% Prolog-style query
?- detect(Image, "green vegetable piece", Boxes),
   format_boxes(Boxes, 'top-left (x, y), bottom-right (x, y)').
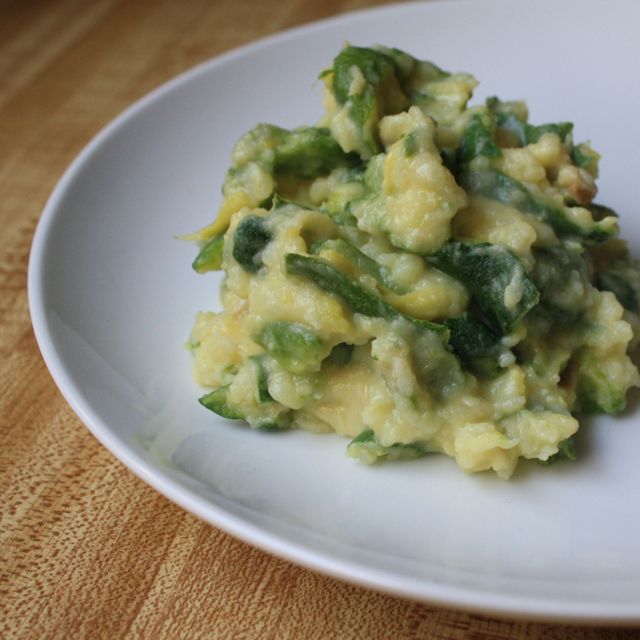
top-left (487, 97), bottom-right (605, 185)
top-left (487, 97), bottom-right (573, 146)
top-left (330, 46), bottom-right (408, 157)
top-left (427, 241), bottom-right (539, 335)
top-left (198, 386), bottom-right (243, 420)
top-left (456, 112), bottom-right (501, 165)
top-left (530, 246), bottom-right (590, 325)
top-left (249, 355), bottom-right (272, 402)
top-left (556, 436), bottom-right (577, 460)
top-left (347, 428), bottom-right (426, 463)
top-left (272, 126), bottom-right (360, 179)
top-left (192, 235), bottom-right (224, 273)
top-left (254, 411), bottom-right (293, 432)
top-left (232, 215), bottom-right (272, 272)
top-left (384, 48), bottom-right (449, 100)
top-left (492, 110), bottom-right (527, 146)
top-left (574, 352), bottom-right (627, 415)
top-left (313, 238), bottom-right (403, 293)
top-left (596, 271), bottom-right (638, 312)
top-left (409, 329), bottom-right (465, 398)
top-left (358, 152), bottom-right (385, 197)
top-left (444, 312), bottom-right (508, 378)
top-left (403, 131), bottom-right (419, 157)
top-left (526, 121), bottom-right (573, 144)
top-left (256, 421), bottom-right (289, 432)
top-left (287, 253), bottom-right (393, 318)
top-left (256, 321), bottom-right (325, 374)
top-left (590, 243), bottom-right (640, 312)
top-left (318, 165), bottom-right (365, 224)
top-left (332, 47), bottom-right (394, 104)
top-left (539, 436), bottom-right (577, 465)
top-left (286, 255), bottom-right (458, 395)
top-left (459, 168), bottom-right (616, 242)
top-left (571, 143), bottom-right (599, 173)
top-left (285, 253), bottom-right (446, 335)
top-left (199, 380), bottom-right (291, 431)
top-left (230, 124), bottom-right (358, 181)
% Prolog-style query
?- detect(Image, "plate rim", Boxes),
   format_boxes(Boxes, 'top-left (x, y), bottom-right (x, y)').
top-left (27, 0), bottom-right (640, 624)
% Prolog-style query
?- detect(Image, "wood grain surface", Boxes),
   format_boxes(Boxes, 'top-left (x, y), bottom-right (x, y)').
top-left (1, 1), bottom-right (638, 638)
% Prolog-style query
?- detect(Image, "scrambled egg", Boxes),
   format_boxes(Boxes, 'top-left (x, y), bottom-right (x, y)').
top-left (188, 45), bottom-right (639, 478)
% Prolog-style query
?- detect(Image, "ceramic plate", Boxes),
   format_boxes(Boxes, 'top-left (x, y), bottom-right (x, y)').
top-left (29, 0), bottom-right (640, 622)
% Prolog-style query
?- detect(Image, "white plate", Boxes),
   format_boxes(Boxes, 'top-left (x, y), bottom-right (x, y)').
top-left (29, 0), bottom-right (640, 623)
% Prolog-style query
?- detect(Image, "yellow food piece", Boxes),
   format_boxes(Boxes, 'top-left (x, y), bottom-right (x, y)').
top-left (453, 196), bottom-right (538, 262)
top-left (373, 107), bottom-right (468, 253)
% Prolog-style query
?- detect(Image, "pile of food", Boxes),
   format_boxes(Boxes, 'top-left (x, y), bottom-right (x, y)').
top-left (187, 45), bottom-right (639, 478)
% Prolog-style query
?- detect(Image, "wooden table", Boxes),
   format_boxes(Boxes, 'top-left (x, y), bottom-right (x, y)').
top-left (1, 1), bottom-right (637, 637)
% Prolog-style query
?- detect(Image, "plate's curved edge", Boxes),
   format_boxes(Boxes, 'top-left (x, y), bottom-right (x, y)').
top-left (26, 0), bottom-right (640, 625)
top-left (27, 0), bottom-right (445, 311)
top-left (154, 475), bottom-right (640, 626)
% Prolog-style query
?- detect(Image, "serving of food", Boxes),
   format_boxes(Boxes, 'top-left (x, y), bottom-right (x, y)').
top-left (187, 45), bottom-right (639, 479)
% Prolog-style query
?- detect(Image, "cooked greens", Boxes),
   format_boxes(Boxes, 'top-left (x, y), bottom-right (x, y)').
top-left (188, 45), bottom-right (639, 479)
top-left (426, 241), bottom-right (539, 335)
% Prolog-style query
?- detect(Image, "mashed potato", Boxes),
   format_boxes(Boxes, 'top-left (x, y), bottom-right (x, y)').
top-left (188, 45), bottom-right (639, 478)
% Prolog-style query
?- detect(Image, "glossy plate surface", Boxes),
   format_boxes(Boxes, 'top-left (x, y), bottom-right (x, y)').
top-left (29, 0), bottom-right (640, 622)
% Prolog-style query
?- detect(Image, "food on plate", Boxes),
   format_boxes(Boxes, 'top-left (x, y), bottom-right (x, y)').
top-left (187, 45), bottom-right (640, 478)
